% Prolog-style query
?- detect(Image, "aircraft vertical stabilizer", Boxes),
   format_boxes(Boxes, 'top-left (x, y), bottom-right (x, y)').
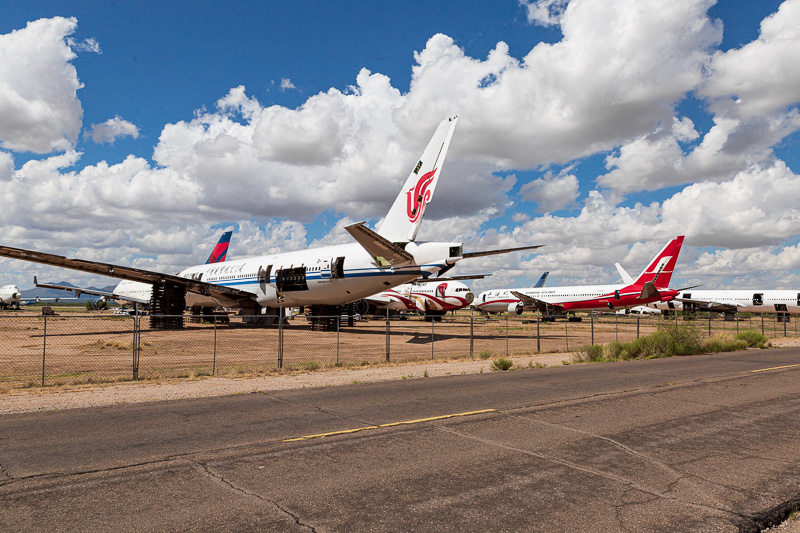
top-left (206, 231), bottom-right (233, 264)
top-left (632, 236), bottom-right (685, 287)
top-left (377, 117), bottom-right (458, 243)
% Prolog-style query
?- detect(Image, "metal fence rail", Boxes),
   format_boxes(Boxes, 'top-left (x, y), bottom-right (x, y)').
top-left (0, 311), bottom-right (790, 391)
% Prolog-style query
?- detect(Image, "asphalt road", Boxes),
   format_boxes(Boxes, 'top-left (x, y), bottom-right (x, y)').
top-left (1, 348), bottom-right (799, 532)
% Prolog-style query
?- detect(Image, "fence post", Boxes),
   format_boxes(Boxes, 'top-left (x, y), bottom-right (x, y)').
top-left (41, 315), bottom-right (47, 387)
top-left (470, 307), bottom-right (474, 360)
top-left (615, 314), bottom-right (618, 342)
top-left (636, 314), bottom-right (640, 339)
top-left (536, 313), bottom-right (540, 353)
top-left (337, 316), bottom-right (341, 366)
top-left (708, 311), bottom-right (711, 337)
top-left (385, 308), bottom-right (390, 363)
top-left (761, 313), bottom-right (764, 336)
top-left (278, 307), bottom-right (283, 369)
top-left (132, 313), bottom-right (140, 381)
top-left (505, 314), bottom-right (509, 357)
top-left (212, 315), bottom-right (217, 375)
top-left (564, 317), bottom-right (568, 351)
top-left (431, 317), bottom-right (435, 360)
top-left (736, 311), bottom-right (739, 334)
top-left (591, 311), bottom-right (594, 345)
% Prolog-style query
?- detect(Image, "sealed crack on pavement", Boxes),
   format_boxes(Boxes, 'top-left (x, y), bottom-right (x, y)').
top-left (194, 460), bottom-right (318, 532)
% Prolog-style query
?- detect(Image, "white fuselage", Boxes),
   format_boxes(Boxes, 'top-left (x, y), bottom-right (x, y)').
top-left (113, 280), bottom-right (154, 304)
top-left (368, 280), bottom-right (474, 312)
top-left (0, 284), bottom-right (21, 308)
top-left (647, 290), bottom-right (800, 314)
top-left (177, 241), bottom-right (460, 309)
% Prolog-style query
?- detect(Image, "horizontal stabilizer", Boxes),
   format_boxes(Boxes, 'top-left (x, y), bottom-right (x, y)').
top-left (639, 282), bottom-right (660, 301)
top-left (462, 244), bottom-right (543, 259)
top-left (345, 221), bottom-right (414, 267)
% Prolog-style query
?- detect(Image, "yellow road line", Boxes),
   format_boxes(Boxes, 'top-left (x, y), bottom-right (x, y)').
top-left (283, 426), bottom-right (379, 442)
top-left (378, 409), bottom-right (497, 428)
top-left (283, 409), bottom-right (497, 442)
top-left (751, 363), bottom-right (800, 373)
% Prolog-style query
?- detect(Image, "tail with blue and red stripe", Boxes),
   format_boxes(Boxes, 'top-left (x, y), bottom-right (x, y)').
top-left (206, 231), bottom-right (233, 264)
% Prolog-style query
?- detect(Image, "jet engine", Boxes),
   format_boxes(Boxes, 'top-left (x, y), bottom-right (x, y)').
top-left (508, 302), bottom-right (523, 315)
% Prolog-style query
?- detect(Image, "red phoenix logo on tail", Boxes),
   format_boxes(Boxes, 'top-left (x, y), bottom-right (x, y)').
top-left (406, 168), bottom-right (437, 223)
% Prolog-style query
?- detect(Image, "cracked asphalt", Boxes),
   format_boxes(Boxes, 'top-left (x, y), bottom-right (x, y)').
top-left (1, 348), bottom-right (799, 532)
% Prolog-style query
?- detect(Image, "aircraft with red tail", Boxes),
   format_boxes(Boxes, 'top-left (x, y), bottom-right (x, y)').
top-left (474, 236), bottom-right (685, 318)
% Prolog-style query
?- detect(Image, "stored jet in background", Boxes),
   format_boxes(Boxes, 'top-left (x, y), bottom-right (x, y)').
top-left (0, 284), bottom-right (21, 310)
top-left (646, 290), bottom-right (800, 318)
top-left (358, 279), bottom-right (476, 318)
top-left (0, 118), bottom-right (541, 328)
top-left (474, 236), bottom-right (685, 319)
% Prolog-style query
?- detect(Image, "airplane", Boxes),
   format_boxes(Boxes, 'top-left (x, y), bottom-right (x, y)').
top-left (473, 236), bottom-right (685, 320)
top-left (0, 117), bottom-right (542, 328)
top-left (645, 289), bottom-right (800, 318)
top-left (0, 284), bottom-right (21, 310)
top-left (33, 231), bottom-right (234, 311)
top-left (357, 279), bottom-right (476, 319)
top-left (533, 271), bottom-right (549, 288)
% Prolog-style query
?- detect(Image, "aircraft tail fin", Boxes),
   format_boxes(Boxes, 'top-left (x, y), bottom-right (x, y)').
top-left (534, 271), bottom-right (549, 288)
top-left (206, 231), bottom-right (233, 264)
top-left (632, 236), bottom-right (685, 288)
top-left (376, 117), bottom-right (458, 243)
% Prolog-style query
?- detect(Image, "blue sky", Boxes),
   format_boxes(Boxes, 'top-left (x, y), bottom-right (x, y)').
top-left (1, 0), bottom-right (800, 293)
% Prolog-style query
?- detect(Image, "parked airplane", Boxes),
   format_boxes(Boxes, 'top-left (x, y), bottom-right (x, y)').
top-left (0, 118), bottom-right (541, 328)
top-left (33, 231), bottom-right (234, 311)
top-left (357, 279), bottom-right (475, 318)
top-left (0, 284), bottom-right (21, 310)
top-left (645, 290), bottom-right (800, 317)
top-left (474, 236), bottom-right (685, 319)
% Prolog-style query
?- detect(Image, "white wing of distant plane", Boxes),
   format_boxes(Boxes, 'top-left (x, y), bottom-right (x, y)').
top-left (34, 277), bottom-right (150, 305)
top-left (510, 291), bottom-right (561, 313)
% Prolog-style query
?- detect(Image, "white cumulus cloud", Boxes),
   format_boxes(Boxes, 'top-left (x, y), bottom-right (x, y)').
top-left (86, 116), bottom-right (140, 144)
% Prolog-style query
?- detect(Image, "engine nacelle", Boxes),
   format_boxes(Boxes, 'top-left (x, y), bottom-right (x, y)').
top-left (508, 302), bottom-right (523, 315)
top-left (255, 285), bottom-right (282, 307)
top-left (91, 297), bottom-right (108, 310)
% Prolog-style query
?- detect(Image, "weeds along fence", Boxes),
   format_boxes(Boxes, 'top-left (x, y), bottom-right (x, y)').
top-left (0, 311), bottom-right (792, 391)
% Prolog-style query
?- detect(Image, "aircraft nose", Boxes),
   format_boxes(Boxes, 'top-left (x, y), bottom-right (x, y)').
top-left (465, 292), bottom-right (474, 304)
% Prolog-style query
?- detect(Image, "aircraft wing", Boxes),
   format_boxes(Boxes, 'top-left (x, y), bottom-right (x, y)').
top-left (510, 290), bottom-right (563, 313)
top-left (0, 245), bottom-right (254, 304)
top-left (34, 277), bottom-right (150, 305)
top-left (417, 273), bottom-right (489, 282)
top-left (344, 222), bottom-right (414, 267)
top-left (675, 297), bottom-right (741, 313)
top-left (461, 244), bottom-right (543, 259)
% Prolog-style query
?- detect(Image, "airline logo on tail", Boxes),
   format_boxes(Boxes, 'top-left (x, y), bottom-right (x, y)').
top-left (206, 231), bottom-right (233, 264)
top-left (406, 168), bottom-right (437, 223)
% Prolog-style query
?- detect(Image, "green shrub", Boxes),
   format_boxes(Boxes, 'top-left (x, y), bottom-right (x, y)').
top-left (735, 330), bottom-right (769, 348)
top-left (479, 349), bottom-right (493, 360)
top-left (573, 344), bottom-right (604, 363)
top-left (490, 357), bottom-right (514, 371)
top-left (299, 361), bottom-right (321, 371)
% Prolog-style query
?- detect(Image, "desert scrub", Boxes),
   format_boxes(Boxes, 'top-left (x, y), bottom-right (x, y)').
top-left (479, 350), bottom-right (493, 360)
top-left (734, 330), bottom-right (769, 348)
top-left (490, 357), bottom-right (514, 371)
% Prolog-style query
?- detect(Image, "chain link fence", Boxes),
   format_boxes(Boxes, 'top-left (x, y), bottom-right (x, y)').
top-left (0, 310), bottom-right (791, 391)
